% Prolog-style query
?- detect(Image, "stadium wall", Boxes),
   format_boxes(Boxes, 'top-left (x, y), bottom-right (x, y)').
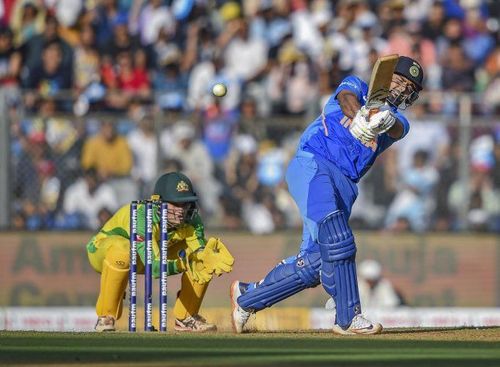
top-left (1, 231), bottom-right (499, 308)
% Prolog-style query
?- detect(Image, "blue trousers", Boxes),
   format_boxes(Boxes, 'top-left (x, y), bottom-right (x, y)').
top-left (286, 150), bottom-right (358, 252)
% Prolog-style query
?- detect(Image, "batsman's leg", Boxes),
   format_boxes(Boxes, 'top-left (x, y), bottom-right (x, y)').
top-left (232, 252), bottom-right (321, 333)
top-left (237, 252), bottom-right (321, 311)
top-left (318, 211), bottom-right (382, 334)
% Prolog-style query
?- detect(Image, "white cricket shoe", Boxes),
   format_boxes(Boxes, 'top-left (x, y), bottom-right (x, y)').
top-left (332, 314), bottom-right (383, 335)
top-left (95, 316), bottom-right (115, 332)
top-left (230, 281), bottom-right (252, 333)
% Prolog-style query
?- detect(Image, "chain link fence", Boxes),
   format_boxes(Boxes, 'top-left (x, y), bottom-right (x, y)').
top-left (1, 88), bottom-right (499, 232)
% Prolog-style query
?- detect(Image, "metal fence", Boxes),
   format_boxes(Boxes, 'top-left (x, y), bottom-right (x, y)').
top-left (0, 88), bottom-right (498, 232)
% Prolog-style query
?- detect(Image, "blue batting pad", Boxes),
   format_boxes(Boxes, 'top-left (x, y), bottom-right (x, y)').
top-left (238, 252), bottom-right (321, 312)
top-left (318, 210), bottom-right (361, 328)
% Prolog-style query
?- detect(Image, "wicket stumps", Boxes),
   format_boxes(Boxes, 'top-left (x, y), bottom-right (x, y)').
top-left (129, 200), bottom-right (168, 332)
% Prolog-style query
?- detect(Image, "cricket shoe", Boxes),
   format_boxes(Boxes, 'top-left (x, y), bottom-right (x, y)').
top-left (174, 314), bottom-right (217, 332)
top-left (230, 281), bottom-right (252, 333)
top-left (95, 316), bottom-right (116, 332)
top-left (332, 314), bottom-right (383, 335)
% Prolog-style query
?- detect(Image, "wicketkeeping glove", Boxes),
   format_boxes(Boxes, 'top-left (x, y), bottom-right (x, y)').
top-left (198, 238), bottom-right (234, 276)
top-left (177, 250), bottom-right (213, 284)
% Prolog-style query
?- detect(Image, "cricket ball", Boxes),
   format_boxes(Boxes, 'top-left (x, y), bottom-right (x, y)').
top-left (212, 83), bottom-right (227, 97)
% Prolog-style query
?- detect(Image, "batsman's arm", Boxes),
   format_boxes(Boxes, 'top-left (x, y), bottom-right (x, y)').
top-left (386, 120), bottom-right (404, 139)
top-left (386, 111), bottom-right (410, 140)
top-left (334, 76), bottom-right (366, 119)
top-left (337, 90), bottom-right (361, 119)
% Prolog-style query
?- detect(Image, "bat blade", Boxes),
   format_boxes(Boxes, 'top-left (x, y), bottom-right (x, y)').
top-left (366, 54), bottom-right (399, 109)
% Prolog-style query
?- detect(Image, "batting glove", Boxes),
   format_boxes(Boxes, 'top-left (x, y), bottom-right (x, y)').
top-left (367, 105), bottom-right (397, 134)
top-left (350, 108), bottom-right (378, 144)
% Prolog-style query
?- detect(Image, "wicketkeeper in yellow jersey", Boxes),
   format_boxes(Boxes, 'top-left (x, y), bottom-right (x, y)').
top-left (86, 172), bottom-right (235, 332)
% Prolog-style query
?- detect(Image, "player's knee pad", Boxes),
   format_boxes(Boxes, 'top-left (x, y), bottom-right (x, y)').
top-left (105, 247), bottom-right (130, 270)
top-left (317, 211), bottom-right (361, 329)
top-left (238, 252), bottom-right (321, 312)
top-left (317, 211), bottom-right (356, 262)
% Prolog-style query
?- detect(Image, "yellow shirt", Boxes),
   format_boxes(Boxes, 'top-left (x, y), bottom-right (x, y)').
top-left (81, 135), bottom-right (133, 177)
top-left (87, 203), bottom-right (206, 277)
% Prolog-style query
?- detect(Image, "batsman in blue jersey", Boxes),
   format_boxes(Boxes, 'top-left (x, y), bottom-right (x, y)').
top-left (231, 56), bottom-right (424, 335)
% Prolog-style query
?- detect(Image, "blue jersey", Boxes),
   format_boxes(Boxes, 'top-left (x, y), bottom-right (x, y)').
top-left (297, 75), bottom-right (410, 182)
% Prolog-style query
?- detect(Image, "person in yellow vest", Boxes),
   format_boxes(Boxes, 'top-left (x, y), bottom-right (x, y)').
top-left (86, 172), bottom-right (234, 332)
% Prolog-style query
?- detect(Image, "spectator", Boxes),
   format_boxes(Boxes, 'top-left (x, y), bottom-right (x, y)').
top-left (267, 40), bottom-right (317, 114)
top-left (0, 26), bottom-right (21, 87)
top-left (448, 135), bottom-right (500, 231)
top-left (21, 14), bottom-right (73, 75)
top-left (482, 45), bottom-right (500, 114)
top-left (325, 259), bottom-right (403, 313)
top-left (168, 120), bottom-right (221, 215)
top-left (249, 0), bottom-right (292, 52)
top-left (385, 150), bottom-right (439, 232)
top-left (187, 51), bottom-right (241, 111)
top-left (153, 49), bottom-right (188, 111)
top-left (241, 189), bottom-right (276, 234)
top-left (23, 41), bottom-right (72, 107)
top-left (420, 0), bottom-right (447, 41)
top-left (441, 42), bottom-right (475, 92)
top-left (222, 18), bottom-right (268, 84)
top-left (395, 103), bottom-right (450, 174)
top-left (81, 120), bottom-right (135, 205)
top-left (357, 259), bottom-right (403, 308)
top-left (36, 159), bottom-right (61, 226)
top-left (100, 16), bottom-right (141, 62)
top-left (102, 50), bottom-right (151, 109)
top-left (225, 134), bottom-right (259, 204)
top-left (136, 0), bottom-right (174, 46)
top-left (14, 131), bottom-right (51, 204)
top-left (63, 168), bottom-right (118, 229)
top-left (73, 25), bottom-right (100, 94)
top-left (200, 99), bottom-right (238, 166)
top-left (93, 0), bottom-right (129, 50)
top-left (9, 0), bottom-right (45, 46)
top-left (127, 114), bottom-right (158, 197)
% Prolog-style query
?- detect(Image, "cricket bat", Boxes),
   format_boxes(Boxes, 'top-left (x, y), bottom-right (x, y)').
top-left (366, 54), bottom-right (399, 110)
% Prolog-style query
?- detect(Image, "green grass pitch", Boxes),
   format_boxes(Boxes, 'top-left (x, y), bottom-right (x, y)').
top-left (1, 328), bottom-right (500, 366)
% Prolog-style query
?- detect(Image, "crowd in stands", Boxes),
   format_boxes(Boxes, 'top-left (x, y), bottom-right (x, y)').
top-left (2, 0), bottom-right (499, 232)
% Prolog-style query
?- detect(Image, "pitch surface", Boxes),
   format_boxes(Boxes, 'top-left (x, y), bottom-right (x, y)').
top-left (1, 328), bottom-right (499, 366)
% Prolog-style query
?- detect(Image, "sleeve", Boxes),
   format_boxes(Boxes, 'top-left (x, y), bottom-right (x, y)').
top-left (333, 75), bottom-right (367, 102)
top-left (187, 212), bottom-right (207, 248)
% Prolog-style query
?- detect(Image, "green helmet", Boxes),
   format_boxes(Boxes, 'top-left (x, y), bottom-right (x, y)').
top-left (153, 172), bottom-right (198, 203)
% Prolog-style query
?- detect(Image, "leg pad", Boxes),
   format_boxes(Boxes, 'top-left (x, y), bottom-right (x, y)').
top-left (238, 252), bottom-right (321, 312)
top-left (317, 211), bottom-right (361, 328)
